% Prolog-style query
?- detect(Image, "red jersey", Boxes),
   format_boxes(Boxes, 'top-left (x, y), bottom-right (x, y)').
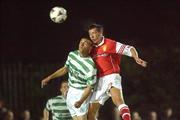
top-left (91, 37), bottom-right (132, 77)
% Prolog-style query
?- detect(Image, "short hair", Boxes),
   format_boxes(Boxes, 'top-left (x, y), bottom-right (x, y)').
top-left (59, 79), bottom-right (68, 88)
top-left (87, 23), bottom-right (103, 32)
top-left (81, 38), bottom-right (93, 46)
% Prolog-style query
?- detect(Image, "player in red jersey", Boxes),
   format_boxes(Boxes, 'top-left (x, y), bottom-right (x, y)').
top-left (87, 23), bottom-right (147, 120)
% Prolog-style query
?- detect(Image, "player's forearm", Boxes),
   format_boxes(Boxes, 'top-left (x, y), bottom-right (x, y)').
top-left (79, 86), bottom-right (92, 103)
top-left (47, 66), bottom-right (68, 80)
top-left (43, 109), bottom-right (49, 120)
top-left (130, 47), bottom-right (139, 60)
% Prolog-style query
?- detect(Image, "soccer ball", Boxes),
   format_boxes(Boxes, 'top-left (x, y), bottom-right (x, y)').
top-left (49, 6), bottom-right (67, 23)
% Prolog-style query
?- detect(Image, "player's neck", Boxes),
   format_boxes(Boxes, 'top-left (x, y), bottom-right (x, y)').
top-left (62, 93), bottom-right (66, 99)
top-left (79, 52), bottom-right (88, 57)
top-left (96, 36), bottom-right (104, 45)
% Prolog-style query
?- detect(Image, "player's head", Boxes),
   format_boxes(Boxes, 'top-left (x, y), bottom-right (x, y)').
top-left (21, 110), bottom-right (31, 120)
top-left (79, 38), bottom-right (93, 57)
top-left (149, 111), bottom-right (157, 120)
top-left (60, 80), bottom-right (68, 97)
top-left (4, 110), bottom-right (14, 120)
top-left (165, 107), bottom-right (173, 117)
top-left (88, 23), bottom-right (104, 45)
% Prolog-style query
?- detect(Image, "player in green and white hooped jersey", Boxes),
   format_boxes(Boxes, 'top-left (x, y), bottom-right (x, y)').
top-left (41, 38), bottom-right (97, 120)
top-left (43, 80), bottom-right (72, 120)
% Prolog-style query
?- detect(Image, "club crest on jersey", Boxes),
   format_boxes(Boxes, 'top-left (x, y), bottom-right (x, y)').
top-left (102, 45), bottom-right (107, 51)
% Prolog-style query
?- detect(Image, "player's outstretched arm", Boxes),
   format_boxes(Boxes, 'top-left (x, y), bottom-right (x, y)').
top-left (41, 66), bottom-right (68, 88)
top-left (74, 86), bottom-right (92, 108)
top-left (130, 47), bottom-right (147, 67)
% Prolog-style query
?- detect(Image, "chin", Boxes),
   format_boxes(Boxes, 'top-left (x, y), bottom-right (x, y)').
top-left (93, 40), bottom-right (98, 44)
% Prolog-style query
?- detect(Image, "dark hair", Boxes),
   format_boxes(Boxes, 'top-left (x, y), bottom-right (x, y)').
top-left (87, 23), bottom-right (103, 32)
top-left (60, 79), bottom-right (68, 87)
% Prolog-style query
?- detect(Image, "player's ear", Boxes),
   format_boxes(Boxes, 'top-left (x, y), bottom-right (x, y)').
top-left (100, 29), bottom-right (103, 35)
top-left (100, 29), bottom-right (104, 35)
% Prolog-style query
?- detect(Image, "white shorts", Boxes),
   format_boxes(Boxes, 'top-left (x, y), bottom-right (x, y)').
top-left (66, 87), bottom-right (90, 117)
top-left (90, 73), bottom-right (122, 105)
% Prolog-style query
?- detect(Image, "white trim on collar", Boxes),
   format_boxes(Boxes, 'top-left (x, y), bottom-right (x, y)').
top-left (95, 36), bottom-right (105, 47)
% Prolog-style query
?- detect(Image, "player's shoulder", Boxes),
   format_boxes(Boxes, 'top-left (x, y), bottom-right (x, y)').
top-left (51, 95), bottom-right (63, 100)
top-left (104, 38), bottom-right (117, 46)
top-left (85, 57), bottom-right (96, 69)
top-left (68, 50), bottom-right (78, 56)
top-left (47, 95), bottom-right (63, 105)
top-left (86, 56), bottom-right (95, 63)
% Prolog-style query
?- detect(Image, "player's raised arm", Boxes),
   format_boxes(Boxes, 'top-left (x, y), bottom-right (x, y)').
top-left (130, 47), bottom-right (147, 67)
top-left (41, 66), bottom-right (68, 88)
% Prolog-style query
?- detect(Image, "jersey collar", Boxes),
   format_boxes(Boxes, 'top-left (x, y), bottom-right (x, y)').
top-left (95, 36), bottom-right (105, 47)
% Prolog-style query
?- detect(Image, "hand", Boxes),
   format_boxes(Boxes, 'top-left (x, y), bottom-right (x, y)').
top-left (135, 58), bottom-right (147, 67)
top-left (41, 77), bottom-right (50, 88)
top-left (74, 100), bottom-right (83, 108)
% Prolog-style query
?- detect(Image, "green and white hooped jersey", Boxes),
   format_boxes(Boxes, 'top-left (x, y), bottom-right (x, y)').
top-left (65, 50), bottom-right (97, 89)
top-left (46, 95), bottom-right (72, 120)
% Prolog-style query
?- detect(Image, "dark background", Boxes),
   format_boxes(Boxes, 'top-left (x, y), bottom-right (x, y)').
top-left (1, 0), bottom-right (180, 119)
